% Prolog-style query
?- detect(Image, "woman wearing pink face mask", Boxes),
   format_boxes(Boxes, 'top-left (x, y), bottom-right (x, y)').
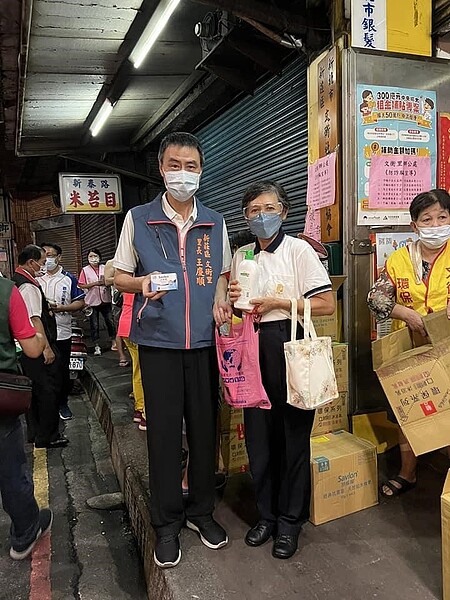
top-left (78, 248), bottom-right (116, 356)
top-left (368, 188), bottom-right (450, 498)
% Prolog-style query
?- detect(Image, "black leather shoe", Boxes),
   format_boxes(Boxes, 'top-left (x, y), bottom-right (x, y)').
top-left (245, 520), bottom-right (275, 547)
top-left (35, 436), bottom-right (69, 449)
top-left (272, 533), bottom-right (298, 559)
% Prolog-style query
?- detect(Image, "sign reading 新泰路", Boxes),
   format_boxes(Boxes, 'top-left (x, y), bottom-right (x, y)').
top-left (59, 174), bottom-right (122, 214)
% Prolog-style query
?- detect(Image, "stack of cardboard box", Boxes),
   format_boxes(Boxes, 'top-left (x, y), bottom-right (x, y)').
top-left (309, 310), bottom-right (379, 525)
top-left (311, 343), bottom-right (349, 436)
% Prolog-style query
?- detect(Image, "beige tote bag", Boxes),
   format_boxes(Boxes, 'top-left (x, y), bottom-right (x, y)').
top-left (284, 297), bottom-right (339, 410)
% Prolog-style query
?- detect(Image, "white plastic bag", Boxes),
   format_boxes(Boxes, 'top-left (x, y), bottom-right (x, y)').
top-left (284, 297), bottom-right (339, 410)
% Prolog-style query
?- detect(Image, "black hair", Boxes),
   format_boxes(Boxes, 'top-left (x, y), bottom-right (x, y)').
top-left (231, 230), bottom-right (255, 251)
top-left (424, 98), bottom-right (434, 109)
top-left (41, 242), bottom-right (62, 255)
top-left (409, 188), bottom-right (450, 221)
top-left (242, 180), bottom-right (291, 211)
top-left (18, 244), bottom-right (45, 266)
top-left (362, 89), bottom-right (373, 99)
top-left (158, 132), bottom-right (204, 167)
top-left (87, 248), bottom-right (102, 260)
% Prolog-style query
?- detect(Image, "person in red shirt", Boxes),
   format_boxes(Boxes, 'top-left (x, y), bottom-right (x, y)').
top-left (0, 277), bottom-right (53, 560)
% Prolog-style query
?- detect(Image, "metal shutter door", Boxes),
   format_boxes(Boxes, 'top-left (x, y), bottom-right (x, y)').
top-left (196, 57), bottom-right (308, 236)
top-left (78, 214), bottom-right (117, 266)
top-left (36, 222), bottom-right (80, 276)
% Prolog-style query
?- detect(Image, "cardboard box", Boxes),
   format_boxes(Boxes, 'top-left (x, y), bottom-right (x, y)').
top-left (442, 470), bottom-right (450, 600)
top-left (310, 431), bottom-right (378, 525)
top-left (311, 392), bottom-right (349, 436)
top-left (219, 404), bottom-right (249, 474)
top-left (372, 310), bottom-right (450, 456)
top-left (332, 343), bottom-right (349, 393)
top-left (312, 276), bottom-right (346, 342)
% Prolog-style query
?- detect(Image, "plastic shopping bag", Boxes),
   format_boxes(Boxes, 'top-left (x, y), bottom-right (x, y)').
top-left (284, 297), bottom-right (339, 410)
top-left (215, 313), bottom-right (271, 409)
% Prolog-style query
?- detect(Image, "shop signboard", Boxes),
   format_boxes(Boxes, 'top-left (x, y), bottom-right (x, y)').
top-left (350, 0), bottom-right (431, 57)
top-left (356, 84), bottom-right (437, 225)
top-left (59, 173), bottom-right (122, 215)
top-left (0, 222), bottom-right (12, 239)
top-left (317, 46), bottom-right (340, 242)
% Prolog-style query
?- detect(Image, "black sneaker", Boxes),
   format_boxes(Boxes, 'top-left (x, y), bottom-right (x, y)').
top-left (10, 508), bottom-right (53, 560)
top-left (186, 517), bottom-right (228, 549)
top-left (153, 535), bottom-right (181, 568)
top-left (59, 405), bottom-right (73, 420)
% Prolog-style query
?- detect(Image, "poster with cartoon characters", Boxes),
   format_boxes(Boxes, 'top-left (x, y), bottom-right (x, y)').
top-left (357, 84), bottom-right (437, 225)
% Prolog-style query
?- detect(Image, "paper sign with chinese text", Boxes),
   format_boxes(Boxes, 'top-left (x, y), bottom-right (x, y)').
top-left (368, 155), bottom-right (431, 209)
top-left (317, 46), bottom-right (340, 242)
top-left (438, 113), bottom-right (450, 195)
top-left (304, 208), bottom-right (321, 242)
top-left (59, 174), bottom-right (122, 214)
top-left (307, 152), bottom-right (336, 210)
top-left (357, 84), bottom-right (436, 225)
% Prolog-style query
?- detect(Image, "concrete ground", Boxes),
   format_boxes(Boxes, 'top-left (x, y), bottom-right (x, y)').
top-left (0, 392), bottom-right (147, 600)
top-left (83, 349), bottom-right (447, 600)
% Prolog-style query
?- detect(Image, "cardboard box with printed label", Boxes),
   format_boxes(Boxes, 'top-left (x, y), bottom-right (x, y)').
top-left (311, 392), bottom-right (349, 436)
top-left (310, 430), bottom-right (378, 526)
top-left (372, 310), bottom-right (450, 456)
top-left (442, 469), bottom-right (450, 600)
top-left (312, 276), bottom-right (346, 342)
top-left (219, 404), bottom-right (249, 475)
top-left (332, 343), bottom-right (349, 393)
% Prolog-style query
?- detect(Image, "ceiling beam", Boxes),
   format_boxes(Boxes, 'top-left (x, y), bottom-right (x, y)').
top-left (59, 154), bottom-right (161, 185)
top-left (191, 0), bottom-right (307, 34)
top-left (131, 70), bottom-right (206, 146)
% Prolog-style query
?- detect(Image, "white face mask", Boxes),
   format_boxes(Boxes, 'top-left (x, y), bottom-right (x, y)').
top-left (417, 225), bottom-right (450, 249)
top-left (46, 257), bottom-right (58, 271)
top-left (164, 170), bottom-right (201, 203)
top-left (32, 260), bottom-right (47, 277)
top-left (88, 257), bottom-right (100, 266)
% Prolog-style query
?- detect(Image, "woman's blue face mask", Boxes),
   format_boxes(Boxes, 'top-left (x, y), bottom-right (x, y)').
top-left (247, 213), bottom-right (283, 239)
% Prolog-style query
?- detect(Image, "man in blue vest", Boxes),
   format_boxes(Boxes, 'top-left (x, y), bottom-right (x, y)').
top-left (114, 132), bottom-right (231, 568)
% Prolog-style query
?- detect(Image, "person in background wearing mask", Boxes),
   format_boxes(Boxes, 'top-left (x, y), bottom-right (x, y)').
top-left (12, 245), bottom-right (68, 448)
top-left (39, 243), bottom-right (85, 420)
top-left (104, 259), bottom-right (129, 367)
top-left (368, 188), bottom-right (450, 498)
top-left (114, 132), bottom-right (231, 569)
top-left (216, 181), bottom-right (334, 560)
top-left (0, 275), bottom-right (53, 560)
top-left (78, 248), bottom-right (116, 356)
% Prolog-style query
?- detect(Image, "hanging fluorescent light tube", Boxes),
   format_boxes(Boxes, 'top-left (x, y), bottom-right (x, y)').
top-left (130, 0), bottom-right (181, 69)
top-left (90, 99), bottom-right (113, 137)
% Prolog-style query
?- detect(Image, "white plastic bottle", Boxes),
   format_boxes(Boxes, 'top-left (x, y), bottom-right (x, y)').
top-left (234, 250), bottom-right (260, 311)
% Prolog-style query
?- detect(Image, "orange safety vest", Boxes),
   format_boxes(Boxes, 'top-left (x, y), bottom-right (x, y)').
top-left (385, 242), bottom-right (450, 331)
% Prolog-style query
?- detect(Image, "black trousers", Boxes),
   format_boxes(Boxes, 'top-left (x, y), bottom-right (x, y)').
top-left (139, 345), bottom-right (218, 537)
top-left (20, 349), bottom-right (61, 445)
top-left (244, 320), bottom-right (315, 535)
top-left (55, 338), bottom-right (73, 409)
top-left (89, 303), bottom-right (115, 343)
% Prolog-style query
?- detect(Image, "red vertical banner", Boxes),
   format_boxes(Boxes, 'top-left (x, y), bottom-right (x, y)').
top-left (438, 113), bottom-right (450, 194)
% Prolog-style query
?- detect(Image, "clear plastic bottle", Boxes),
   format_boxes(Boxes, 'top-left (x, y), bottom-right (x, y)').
top-left (234, 250), bottom-right (260, 311)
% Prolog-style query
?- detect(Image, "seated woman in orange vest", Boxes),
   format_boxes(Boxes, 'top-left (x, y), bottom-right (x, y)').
top-left (368, 188), bottom-right (450, 498)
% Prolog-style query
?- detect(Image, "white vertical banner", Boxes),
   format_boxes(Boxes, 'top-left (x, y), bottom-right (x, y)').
top-left (351, 0), bottom-right (387, 51)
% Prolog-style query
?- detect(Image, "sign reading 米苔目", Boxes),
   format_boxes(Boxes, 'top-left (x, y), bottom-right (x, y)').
top-left (59, 173), bottom-right (122, 214)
